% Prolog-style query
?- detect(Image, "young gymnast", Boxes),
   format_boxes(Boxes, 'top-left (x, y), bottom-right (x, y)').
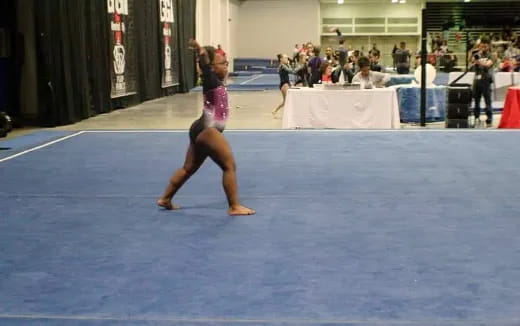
top-left (272, 54), bottom-right (293, 118)
top-left (157, 39), bottom-right (255, 216)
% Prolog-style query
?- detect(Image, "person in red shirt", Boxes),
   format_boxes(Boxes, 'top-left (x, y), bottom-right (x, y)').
top-left (320, 62), bottom-right (333, 83)
top-left (216, 44), bottom-right (226, 58)
top-left (499, 56), bottom-right (512, 72)
top-left (513, 56), bottom-right (520, 72)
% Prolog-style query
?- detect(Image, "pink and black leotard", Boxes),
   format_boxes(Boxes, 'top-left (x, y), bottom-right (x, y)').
top-left (189, 60), bottom-right (229, 143)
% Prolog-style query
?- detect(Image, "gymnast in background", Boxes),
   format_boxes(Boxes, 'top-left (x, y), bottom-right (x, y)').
top-left (272, 54), bottom-right (294, 117)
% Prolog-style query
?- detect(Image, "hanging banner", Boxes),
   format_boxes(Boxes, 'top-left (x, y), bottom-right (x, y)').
top-left (159, 0), bottom-right (179, 88)
top-left (108, 0), bottom-right (136, 98)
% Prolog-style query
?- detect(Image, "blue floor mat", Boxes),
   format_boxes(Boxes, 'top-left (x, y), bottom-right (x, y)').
top-left (1, 131), bottom-right (520, 326)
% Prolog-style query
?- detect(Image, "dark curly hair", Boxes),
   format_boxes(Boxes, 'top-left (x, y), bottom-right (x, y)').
top-left (480, 37), bottom-right (490, 45)
top-left (320, 61), bottom-right (331, 75)
top-left (357, 56), bottom-right (371, 69)
top-left (204, 46), bottom-right (216, 64)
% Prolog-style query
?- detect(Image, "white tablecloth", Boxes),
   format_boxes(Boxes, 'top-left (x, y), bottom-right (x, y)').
top-left (282, 88), bottom-right (400, 129)
top-left (448, 72), bottom-right (514, 89)
top-left (495, 72), bottom-right (514, 89)
top-left (448, 72), bottom-right (475, 85)
top-left (448, 72), bottom-right (514, 105)
top-left (514, 72), bottom-right (520, 86)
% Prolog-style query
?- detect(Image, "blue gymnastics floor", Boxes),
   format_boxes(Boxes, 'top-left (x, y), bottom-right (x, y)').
top-left (1, 130), bottom-right (520, 326)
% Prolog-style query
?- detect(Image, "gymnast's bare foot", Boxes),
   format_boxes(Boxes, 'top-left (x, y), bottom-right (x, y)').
top-left (228, 205), bottom-right (256, 216)
top-left (157, 198), bottom-right (180, 210)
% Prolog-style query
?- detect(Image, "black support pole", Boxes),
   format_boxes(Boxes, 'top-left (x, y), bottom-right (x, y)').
top-left (420, 8), bottom-right (427, 127)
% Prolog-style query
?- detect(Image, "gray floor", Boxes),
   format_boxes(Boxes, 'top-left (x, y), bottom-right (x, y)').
top-left (57, 91), bottom-right (284, 131)
top-left (5, 90), bottom-right (502, 140)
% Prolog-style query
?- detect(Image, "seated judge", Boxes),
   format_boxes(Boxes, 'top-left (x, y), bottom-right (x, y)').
top-left (352, 56), bottom-right (390, 88)
top-left (318, 61), bottom-right (338, 84)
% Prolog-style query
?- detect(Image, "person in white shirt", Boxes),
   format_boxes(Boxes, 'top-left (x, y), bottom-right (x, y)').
top-left (352, 57), bottom-right (390, 88)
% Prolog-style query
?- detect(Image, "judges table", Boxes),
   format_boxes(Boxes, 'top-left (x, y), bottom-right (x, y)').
top-left (282, 87), bottom-right (400, 129)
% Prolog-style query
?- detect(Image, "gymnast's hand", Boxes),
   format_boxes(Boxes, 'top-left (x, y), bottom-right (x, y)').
top-left (188, 39), bottom-right (200, 51)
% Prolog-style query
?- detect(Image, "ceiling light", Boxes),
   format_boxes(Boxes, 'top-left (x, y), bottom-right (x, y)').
top-left (337, 0), bottom-right (344, 4)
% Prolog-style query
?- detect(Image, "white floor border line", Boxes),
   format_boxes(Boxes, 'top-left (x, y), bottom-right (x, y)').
top-left (80, 129), bottom-right (520, 133)
top-left (0, 314), bottom-right (514, 325)
top-left (240, 74), bottom-right (265, 85)
top-left (0, 131), bottom-right (86, 163)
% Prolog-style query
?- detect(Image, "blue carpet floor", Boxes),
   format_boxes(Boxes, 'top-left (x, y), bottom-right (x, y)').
top-left (1, 130), bottom-right (520, 326)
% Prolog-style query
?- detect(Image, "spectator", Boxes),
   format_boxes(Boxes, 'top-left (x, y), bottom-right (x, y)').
top-left (336, 39), bottom-right (348, 67)
top-left (369, 43), bottom-right (379, 57)
top-left (294, 52), bottom-right (309, 87)
top-left (293, 44), bottom-right (300, 60)
top-left (369, 50), bottom-right (382, 72)
top-left (513, 56), bottom-right (520, 72)
top-left (440, 40), bottom-right (449, 53)
top-left (394, 41), bottom-right (411, 74)
top-left (392, 44), bottom-right (398, 69)
top-left (471, 37), bottom-right (496, 128)
top-left (216, 44), bottom-right (226, 58)
top-left (499, 55), bottom-right (513, 72)
top-left (308, 46), bottom-right (323, 86)
top-left (324, 46), bottom-right (335, 63)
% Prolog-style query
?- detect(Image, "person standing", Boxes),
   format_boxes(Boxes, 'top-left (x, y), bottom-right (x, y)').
top-left (394, 42), bottom-right (411, 74)
top-left (471, 37), bottom-right (496, 128)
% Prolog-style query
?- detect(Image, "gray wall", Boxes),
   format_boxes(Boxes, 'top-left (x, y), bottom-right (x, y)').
top-left (236, 0), bottom-right (320, 58)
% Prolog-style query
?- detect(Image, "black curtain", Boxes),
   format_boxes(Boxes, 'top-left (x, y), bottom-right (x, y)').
top-left (134, 0), bottom-right (162, 102)
top-left (176, 0), bottom-right (196, 93)
top-left (34, 0), bottom-right (111, 126)
top-left (0, 0), bottom-right (21, 119)
top-left (85, 1), bottom-right (112, 115)
top-left (32, 0), bottom-right (196, 127)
